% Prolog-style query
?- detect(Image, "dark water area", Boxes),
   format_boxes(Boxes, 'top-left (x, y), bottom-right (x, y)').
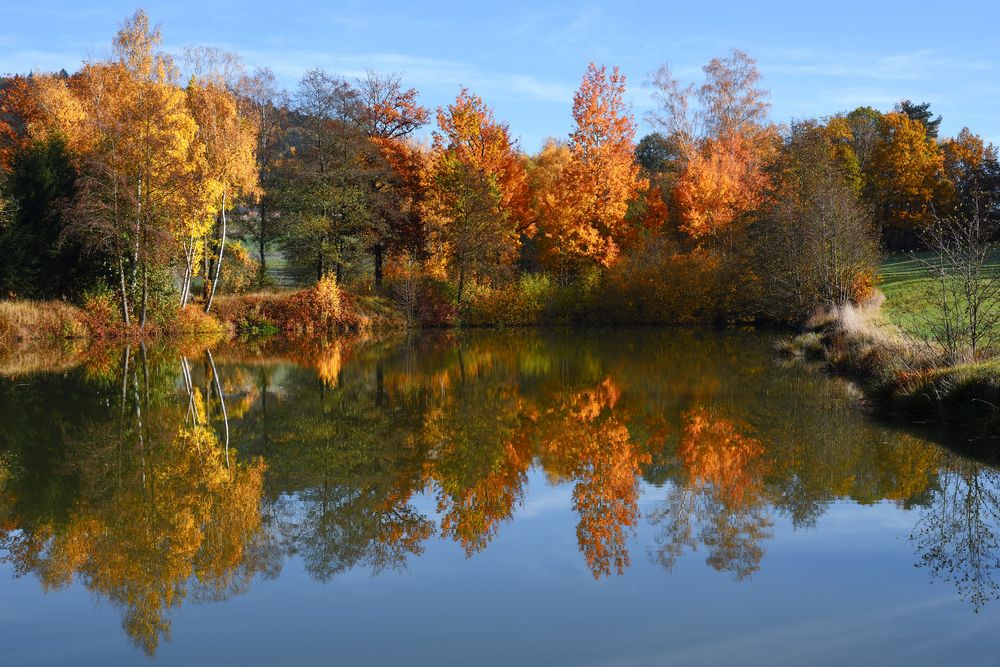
top-left (2, 328), bottom-right (1000, 665)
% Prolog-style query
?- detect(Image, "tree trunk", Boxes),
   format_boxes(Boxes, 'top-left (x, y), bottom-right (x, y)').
top-left (180, 236), bottom-right (195, 307)
top-left (457, 266), bottom-right (466, 311)
top-left (258, 203), bottom-right (268, 269)
top-left (204, 233), bottom-right (212, 301)
top-left (205, 190), bottom-right (227, 314)
top-left (118, 255), bottom-right (131, 326)
top-left (139, 262), bottom-right (148, 330)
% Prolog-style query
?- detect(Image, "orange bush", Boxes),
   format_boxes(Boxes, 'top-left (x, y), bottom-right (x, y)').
top-left (212, 276), bottom-right (357, 338)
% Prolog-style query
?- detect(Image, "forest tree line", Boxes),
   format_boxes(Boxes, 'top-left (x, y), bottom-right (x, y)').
top-left (1, 10), bottom-right (998, 329)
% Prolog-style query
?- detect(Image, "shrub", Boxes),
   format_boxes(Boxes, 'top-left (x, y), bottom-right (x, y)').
top-left (80, 283), bottom-right (123, 338)
top-left (594, 249), bottom-right (722, 324)
top-left (169, 305), bottom-right (228, 337)
top-left (775, 332), bottom-right (825, 359)
top-left (464, 274), bottom-right (561, 327)
top-left (408, 277), bottom-right (457, 327)
top-left (212, 276), bottom-right (355, 338)
top-left (286, 274), bottom-right (343, 336)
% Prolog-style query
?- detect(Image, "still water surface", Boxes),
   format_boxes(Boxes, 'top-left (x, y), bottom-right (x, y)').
top-left (2, 329), bottom-right (1000, 665)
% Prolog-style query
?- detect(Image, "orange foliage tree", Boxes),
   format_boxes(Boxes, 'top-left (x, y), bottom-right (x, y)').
top-left (649, 50), bottom-right (776, 244)
top-left (355, 71), bottom-right (429, 287)
top-left (431, 87), bottom-right (529, 233)
top-left (941, 127), bottom-right (999, 216)
top-left (674, 133), bottom-right (771, 241)
top-left (0, 75), bottom-right (41, 170)
top-left (423, 89), bottom-right (528, 302)
top-left (535, 64), bottom-right (646, 272)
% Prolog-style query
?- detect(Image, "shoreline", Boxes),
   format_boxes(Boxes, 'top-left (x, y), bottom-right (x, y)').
top-left (779, 301), bottom-right (1000, 434)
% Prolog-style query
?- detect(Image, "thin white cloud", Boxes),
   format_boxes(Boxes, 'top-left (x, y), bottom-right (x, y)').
top-left (234, 48), bottom-right (573, 104)
top-left (765, 47), bottom-right (995, 81)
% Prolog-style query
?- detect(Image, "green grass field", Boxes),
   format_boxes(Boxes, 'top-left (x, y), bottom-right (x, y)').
top-left (879, 253), bottom-right (940, 337)
top-left (879, 251), bottom-right (1000, 339)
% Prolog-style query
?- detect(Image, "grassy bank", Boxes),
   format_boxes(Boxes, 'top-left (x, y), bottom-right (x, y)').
top-left (0, 300), bottom-right (88, 349)
top-left (781, 298), bottom-right (1000, 430)
top-left (0, 276), bottom-right (404, 351)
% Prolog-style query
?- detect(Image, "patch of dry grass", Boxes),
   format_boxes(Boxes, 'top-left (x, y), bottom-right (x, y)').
top-left (0, 300), bottom-right (88, 349)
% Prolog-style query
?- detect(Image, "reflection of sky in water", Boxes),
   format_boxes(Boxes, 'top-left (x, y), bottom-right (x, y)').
top-left (2, 329), bottom-right (1000, 665)
top-left (6, 490), bottom-right (996, 666)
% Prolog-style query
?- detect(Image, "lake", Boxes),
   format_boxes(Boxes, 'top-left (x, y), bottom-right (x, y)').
top-left (1, 328), bottom-right (999, 665)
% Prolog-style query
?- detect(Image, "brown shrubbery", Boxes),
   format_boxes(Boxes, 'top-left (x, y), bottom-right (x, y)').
top-left (211, 275), bottom-right (362, 338)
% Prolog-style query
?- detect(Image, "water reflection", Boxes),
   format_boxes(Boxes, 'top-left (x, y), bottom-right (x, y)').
top-left (0, 329), bottom-right (998, 655)
top-left (0, 345), bottom-right (271, 654)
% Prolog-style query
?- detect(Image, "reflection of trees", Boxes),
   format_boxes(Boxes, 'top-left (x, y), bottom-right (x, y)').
top-left (4, 328), bottom-right (991, 656)
top-left (539, 379), bottom-right (651, 578)
top-left (249, 364), bottom-right (433, 580)
top-left (650, 408), bottom-right (772, 580)
top-left (911, 457), bottom-right (1000, 610)
top-left (0, 348), bottom-right (270, 655)
top-left (425, 389), bottom-right (533, 555)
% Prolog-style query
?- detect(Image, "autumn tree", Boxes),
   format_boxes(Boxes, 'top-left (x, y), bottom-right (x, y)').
top-left (62, 11), bottom-right (204, 326)
top-left (423, 155), bottom-right (509, 308)
top-left (941, 128), bottom-right (1000, 219)
top-left (535, 64), bottom-right (646, 273)
top-left (752, 121), bottom-right (879, 320)
top-left (355, 71), bottom-right (429, 288)
top-left (897, 99), bottom-right (942, 140)
top-left (184, 69), bottom-right (259, 311)
top-left (649, 49), bottom-right (771, 151)
top-left (424, 88), bottom-right (527, 300)
top-left (868, 111), bottom-right (949, 248)
top-left (674, 133), bottom-right (773, 242)
top-left (832, 107), bottom-right (883, 181)
top-left (431, 88), bottom-right (529, 235)
top-left (234, 67), bottom-right (289, 277)
top-left (649, 50), bottom-right (776, 243)
top-left (524, 139), bottom-right (570, 270)
top-left (0, 75), bottom-right (40, 171)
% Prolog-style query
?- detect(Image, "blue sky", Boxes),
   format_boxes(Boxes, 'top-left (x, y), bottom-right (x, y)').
top-left (3, 1), bottom-right (999, 151)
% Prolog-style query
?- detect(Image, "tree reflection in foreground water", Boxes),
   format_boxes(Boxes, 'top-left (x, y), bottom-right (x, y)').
top-left (911, 455), bottom-right (1000, 611)
top-left (1, 330), bottom-right (999, 654)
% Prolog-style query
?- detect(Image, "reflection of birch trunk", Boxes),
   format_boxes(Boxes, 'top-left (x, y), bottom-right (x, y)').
top-left (181, 357), bottom-right (200, 425)
top-left (120, 345), bottom-right (131, 417)
top-left (207, 349), bottom-right (230, 470)
top-left (133, 345), bottom-right (147, 492)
